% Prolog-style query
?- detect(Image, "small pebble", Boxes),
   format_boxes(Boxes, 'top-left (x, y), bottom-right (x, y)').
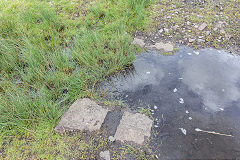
top-left (154, 105), bottom-right (158, 109)
top-left (189, 117), bottom-right (192, 120)
top-left (108, 136), bottom-right (115, 142)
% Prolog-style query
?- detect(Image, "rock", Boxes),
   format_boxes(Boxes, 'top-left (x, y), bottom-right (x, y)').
top-left (108, 136), bottom-right (115, 142)
top-left (150, 42), bottom-right (174, 52)
top-left (213, 27), bottom-right (218, 31)
top-left (114, 111), bottom-right (153, 145)
top-left (158, 29), bottom-right (163, 33)
top-left (189, 38), bottom-right (196, 43)
top-left (164, 28), bottom-right (169, 33)
top-left (198, 39), bottom-right (205, 43)
top-left (173, 25), bottom-right (179, 30)
top-left (198, 22), bottom-right (207, 31)
top-left (220, 29), bottom-right (225, 34)
top-left (216, 21), bottom-right (224, 28)
top-left (55, 98), bottom-right (109, 133)
top-left (205, 31), bottom-right (211, 35)
top-left (100, 150), bottom-right (110, 160)
top-left (132, 38), bottom-right (145, 47)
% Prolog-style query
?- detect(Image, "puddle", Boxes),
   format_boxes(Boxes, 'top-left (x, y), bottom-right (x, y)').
top-left (101, 46), bottom-right (240, 159)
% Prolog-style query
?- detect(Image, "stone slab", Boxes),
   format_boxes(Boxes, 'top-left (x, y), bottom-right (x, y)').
top-left (55, 98), bottom-right (109, 133)
top-left (114, 111), bottom-right (153, 145)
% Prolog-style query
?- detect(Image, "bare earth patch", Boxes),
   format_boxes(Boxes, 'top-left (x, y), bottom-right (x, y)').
top-left (142, 0), bottom-right (240, 54)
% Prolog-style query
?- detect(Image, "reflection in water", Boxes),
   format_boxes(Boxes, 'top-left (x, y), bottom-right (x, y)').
top-left (102, 46), bottom-right (240, 159)
top-left (113, 57), bottom-right (165, 91)
top-left (179, 49), bottom-right (240, 111)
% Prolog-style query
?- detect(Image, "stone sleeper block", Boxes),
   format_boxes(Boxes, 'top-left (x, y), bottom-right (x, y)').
top-left (55, 98), bottom-right (109, 133)
top-left (114, 111), bottom-right (153, 145)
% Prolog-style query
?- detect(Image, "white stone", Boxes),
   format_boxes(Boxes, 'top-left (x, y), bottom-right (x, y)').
top-left (100, 150), bottom-right (110, 160)
top-left (198, 22), bottom-right (207, 31)
top-left (108, 136), bottom-right (115, 142)
top-left (189, 38), bottom-right (196, 43)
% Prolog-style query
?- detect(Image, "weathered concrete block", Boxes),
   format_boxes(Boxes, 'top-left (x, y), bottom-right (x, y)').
top-left (114, 111), bottom-right (153, 145)
top-left (55, 98), bottom-right (109, 133)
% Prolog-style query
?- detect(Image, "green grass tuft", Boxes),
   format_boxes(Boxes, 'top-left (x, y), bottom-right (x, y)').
top-left (0, 0), bottom-right (153, 158)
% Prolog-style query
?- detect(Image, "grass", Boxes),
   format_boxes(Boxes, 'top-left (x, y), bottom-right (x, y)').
top-left (0, 0), bottom-right (153, 158)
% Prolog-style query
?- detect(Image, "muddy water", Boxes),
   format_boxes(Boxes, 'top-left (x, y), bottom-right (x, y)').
top-left (101, 46), bottom-right (240, 159)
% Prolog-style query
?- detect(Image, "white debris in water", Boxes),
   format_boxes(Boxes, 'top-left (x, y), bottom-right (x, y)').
top-left (219, 108), bottom-right (224, 111)
top-left (179, 98), bottom-right (184, 104)
top-left (179, 77), bottom-right (183, 80)
top-left (194, 51), bottom-right (200, 55)
top-left (222, 89), bottom-right (225, 92)
top-left (195, 128), bottom-right (201, 132)
top-left (189, 117), bottom-right (192, 120)
top-left (154, 105), bottom-right (158, 109)
top-left (146, 71), bottom-right (150, 74)
top-left (195, 128), bottom-right (234, 137)
top-left (186, 110), bottom-right (189, 114)
top-left (187, 52), bottom-right (192, 55)
top-left (173, 88), bottom-right (178, 93)
top-left (154, 125), bottom-right (158, 128)
top-left (179, 128), bottom-right (187, 135)
top-left (151, 112), bottom-right (154, 115)
top-left (125, 95), bottom-right (128, 98)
